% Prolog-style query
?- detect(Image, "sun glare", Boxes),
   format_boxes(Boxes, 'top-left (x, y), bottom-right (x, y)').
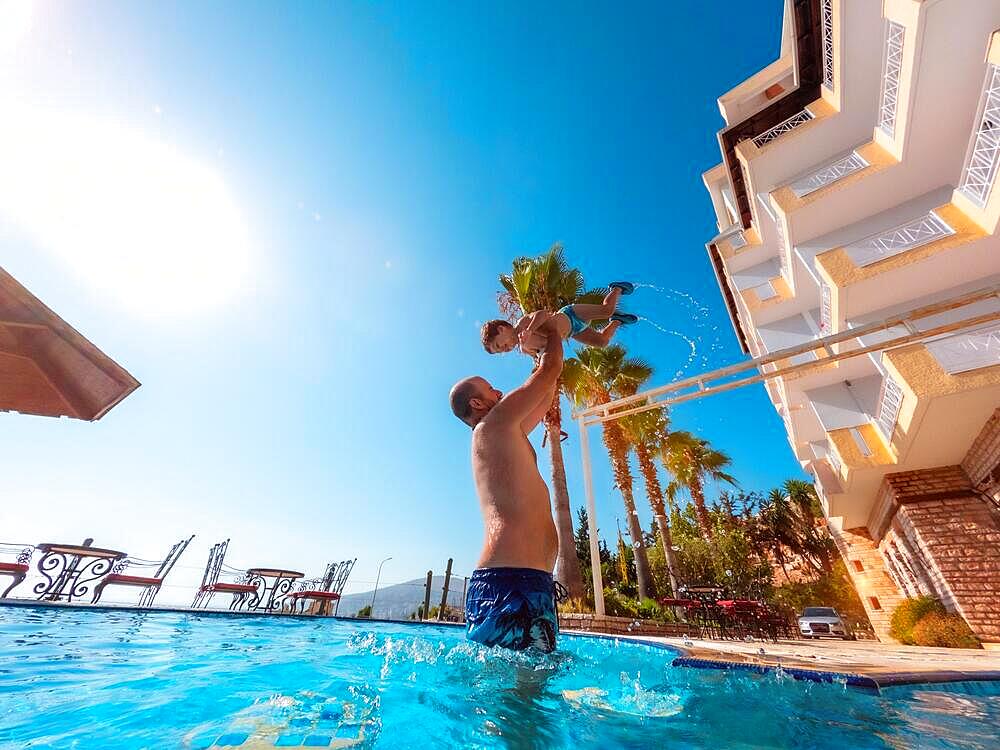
top-left (0, 104), bottom-right (251, 315)
top-left (0, 0), bottom-right (33, 53)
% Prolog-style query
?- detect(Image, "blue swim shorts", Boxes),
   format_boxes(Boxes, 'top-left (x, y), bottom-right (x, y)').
top-left (465, 567), bottom-right (559, 652)
top-left (557, 305), bottom-right (589, 337)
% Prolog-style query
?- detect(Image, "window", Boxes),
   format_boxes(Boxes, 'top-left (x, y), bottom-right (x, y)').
top-left (852, 560), bottom-right (864, 573)
top-left (868, 596), bottom-right (882, 611)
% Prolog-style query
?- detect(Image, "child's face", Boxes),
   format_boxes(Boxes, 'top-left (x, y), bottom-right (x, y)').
top-left (488, 326), bottom-right (517, 353)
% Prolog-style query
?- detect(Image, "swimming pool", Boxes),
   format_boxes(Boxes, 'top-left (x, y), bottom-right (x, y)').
top-left (1, 606), bottom-right (997, 749)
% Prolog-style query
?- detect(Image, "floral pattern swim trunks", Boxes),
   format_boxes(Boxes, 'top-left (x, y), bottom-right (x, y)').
top-left (465, 567), bottom-right (559, 653)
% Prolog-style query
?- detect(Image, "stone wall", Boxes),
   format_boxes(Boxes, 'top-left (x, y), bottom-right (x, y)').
top-left (963, 408), bottom-right (1000, 506)
top-left (874, 461), bottom-right (1000, 644)
top-left (557, 612), bottom-right (692, 638)
top-left (894, 494), bottom-right (1000, 642)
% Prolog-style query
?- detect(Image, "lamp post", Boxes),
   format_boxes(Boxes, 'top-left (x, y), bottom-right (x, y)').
top-left (369, 557), bottom-right (392, 618)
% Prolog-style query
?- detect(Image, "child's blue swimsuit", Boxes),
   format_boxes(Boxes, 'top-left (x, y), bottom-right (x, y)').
top-left (557, 305), bottom-right (589, 337)
top-left (465, 567), bottom-right (559, 652)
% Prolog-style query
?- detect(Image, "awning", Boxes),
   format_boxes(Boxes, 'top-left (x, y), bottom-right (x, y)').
top-left (0, 267), bottom-right (139, 420)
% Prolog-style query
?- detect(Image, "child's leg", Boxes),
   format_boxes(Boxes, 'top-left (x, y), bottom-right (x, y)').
top-left (572, 321), bottom-right (621, 348)
top-left (569, 287), bottom-right (622, 324)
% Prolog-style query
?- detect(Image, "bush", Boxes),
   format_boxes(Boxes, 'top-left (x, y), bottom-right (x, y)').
top-left (889, 596), bottom-right (945, 645)
top-left (637, 597), bottom-right (662, 621)
top-left (911, 613), bottom-right (981, 649)
top-left (602, 587), bottom-right (639, 618)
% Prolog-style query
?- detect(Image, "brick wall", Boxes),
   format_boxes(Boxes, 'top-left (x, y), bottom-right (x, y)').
top-left (829, 524), bottom-right (905, 641)
top-left (558, 613), bottom-right (691, 638)
top-left (963, 409), bottom-right (1000, 505)
top-left (866, 459), bottom-right (1000, 644)
top-left (894, 493), bottom-right (1000, 642)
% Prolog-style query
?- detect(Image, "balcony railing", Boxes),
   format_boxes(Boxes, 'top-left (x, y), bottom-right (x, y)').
top-left (958, 64), bottom-right (1000, 208)
top-left (846, 210), bottom-right (954, 268)
top-left (821, 0), bottom-right (834, 91)
top-left (925, 323), bottom-right (1000, 374)
top-left (789, 150), bottom-right (868, 198)
top-left (877, 21), bottom-right (905, 137)
top-left (775, 217), bottom-right (790, 282)
top-left (820, 282), bottom-right (833, 332)
top-left (875, 372), bottom-right (904, 441)
top-left (751, 109), bottom-right (814, 149)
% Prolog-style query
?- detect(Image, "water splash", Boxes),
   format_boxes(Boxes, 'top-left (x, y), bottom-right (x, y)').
top-left (628, 283), bottom-right (728, 373)
top-left (637, 317), bottom-right (698, 376)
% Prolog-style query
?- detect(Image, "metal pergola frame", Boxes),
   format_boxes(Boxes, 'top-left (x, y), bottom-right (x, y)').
top-left (573, 284), bottom-right (1000, 615)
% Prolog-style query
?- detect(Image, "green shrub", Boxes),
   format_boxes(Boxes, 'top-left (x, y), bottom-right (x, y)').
top-left (889, 596), bottom-right (945, 644)
top-left (602, 587), bottom-right (639, 618)
top-left (637, 597), bottom-right (662, 621)
top-left (911, 612), bottom-right (981, 649)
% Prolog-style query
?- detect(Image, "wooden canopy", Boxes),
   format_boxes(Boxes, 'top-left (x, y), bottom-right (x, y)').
top-left (0, 267), bottom-right (139, 420)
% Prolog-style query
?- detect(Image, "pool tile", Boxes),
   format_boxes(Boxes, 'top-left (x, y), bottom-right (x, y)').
top-left (302, 736), bottom-right (331, 747)
top-left (216, 733), bottom-right (250, 746)
top-left (189, 735), bottom-right (217, 750)
top-left (335, 726), bottom-right (357, 739)
top-left (289, 717), bottom-right (312, 727)
top-left (274, 735), bottom-right (304, 747)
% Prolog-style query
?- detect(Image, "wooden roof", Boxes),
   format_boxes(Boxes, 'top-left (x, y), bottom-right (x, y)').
top-left (0, 267), bottom-right (139, 420)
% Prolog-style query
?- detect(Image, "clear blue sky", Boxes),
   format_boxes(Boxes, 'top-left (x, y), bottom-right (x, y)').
top-left (0, 0), bottom-right (801, 603)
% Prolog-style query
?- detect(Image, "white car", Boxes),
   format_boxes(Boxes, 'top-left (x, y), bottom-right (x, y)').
top-left (798, 607), bottom-right (850, 639)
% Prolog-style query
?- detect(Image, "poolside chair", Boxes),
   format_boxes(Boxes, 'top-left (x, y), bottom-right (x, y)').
top-left (191, 539), bottom-right (257, 610)
top-left (0, 543), bottom-right (34, 598)
top-left (286, 558), bottom-right (357, 615)
top-left (91, 535), bottom-right (195, 606)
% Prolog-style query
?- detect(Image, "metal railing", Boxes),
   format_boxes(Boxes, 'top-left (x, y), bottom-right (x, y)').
top-left (875, 373), bottom-right (904, 442)
top-left (847, 210), bottom-right (954, 267)
top-left (789, 150), bottom-right (868, 198)
top-left (878, 21), bottom-right (905, 137)
top-left (752, 109), bottom-right (814, 149)
top-left (959, 63), bottom-right (1000, 208)
top-left (821, 0), bottom-right (835, 90)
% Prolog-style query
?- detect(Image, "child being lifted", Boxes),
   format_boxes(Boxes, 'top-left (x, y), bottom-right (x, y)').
top-left (481, 282), bottom-right (637, 355)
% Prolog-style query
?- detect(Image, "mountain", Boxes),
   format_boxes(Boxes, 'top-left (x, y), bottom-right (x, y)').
top-left (336, 576), bottom-right (467, 620)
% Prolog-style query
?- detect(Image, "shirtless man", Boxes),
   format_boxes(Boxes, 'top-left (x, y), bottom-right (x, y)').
top-left (448, 324), bottom-right (563, 652)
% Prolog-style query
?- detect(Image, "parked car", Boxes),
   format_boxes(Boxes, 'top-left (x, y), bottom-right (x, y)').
top-left (798, 607), bottom-right (851, 639)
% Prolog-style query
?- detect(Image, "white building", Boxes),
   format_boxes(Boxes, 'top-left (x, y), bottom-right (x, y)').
top-left (702, 0), bottom-right (1000, 643)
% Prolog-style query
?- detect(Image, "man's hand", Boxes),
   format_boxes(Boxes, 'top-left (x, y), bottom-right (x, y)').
top-left (487, 319), bottom-right (564, 434)
top-left (519, 330), bottom-right (546, 355)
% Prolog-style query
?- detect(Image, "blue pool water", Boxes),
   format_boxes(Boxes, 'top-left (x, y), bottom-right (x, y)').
top-left (1, 607), bottom-right (998, 749)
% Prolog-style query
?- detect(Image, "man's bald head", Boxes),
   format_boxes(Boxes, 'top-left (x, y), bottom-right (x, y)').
top-left (450, 376), bottom-right (502, 427)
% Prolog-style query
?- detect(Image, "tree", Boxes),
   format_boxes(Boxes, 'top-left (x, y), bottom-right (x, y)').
top-left (661, 431), bottom-right (737, 540)
top-left (563, 345), bottom-right (656, 600)
top-left (356, 605), bottom-right (372, 618)
top-left (784, 479), bottom-right (836, 574)
top-left (498, 243), bottom-right (602, 599)
top-left (574, 507), bottom-right (611, 596)
top-left (758, 488), bottom-right (798, 582)
top-left (621, 407), bottom-right (680, 596)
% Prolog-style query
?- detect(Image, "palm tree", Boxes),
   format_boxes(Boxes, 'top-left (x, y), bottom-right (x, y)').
top-left (782, 479), bottom-right (836, 574)
top-left (621, 407), bottom-right (680, 597)
top-left (661, 431), bottom-right (737, 540)
top-left (758, 488), bottom-right (798, 583)
top-left (563, 345), bottom-right (656, 601)
top-left (498, 244), bottom-right (603, 600)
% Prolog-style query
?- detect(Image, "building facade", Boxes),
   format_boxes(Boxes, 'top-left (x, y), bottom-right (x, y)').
top-left (702, 0), bottom-right (1000, 644)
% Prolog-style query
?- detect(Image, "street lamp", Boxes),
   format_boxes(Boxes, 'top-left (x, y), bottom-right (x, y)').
top-left (369, 557), bottom-right (392, 618)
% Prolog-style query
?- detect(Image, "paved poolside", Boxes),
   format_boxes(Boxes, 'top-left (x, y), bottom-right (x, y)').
top-left (582, 632), bottom-right (1000, 686)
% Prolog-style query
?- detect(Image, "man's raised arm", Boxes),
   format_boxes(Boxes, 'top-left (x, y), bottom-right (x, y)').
top-left (489, 327), bottom-right (563, 433)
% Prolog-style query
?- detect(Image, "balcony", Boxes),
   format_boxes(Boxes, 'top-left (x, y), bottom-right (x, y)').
top-left (812, 190), bottom-right (991, 326)
top-left (877, 339), bottom-right (1000, 469)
